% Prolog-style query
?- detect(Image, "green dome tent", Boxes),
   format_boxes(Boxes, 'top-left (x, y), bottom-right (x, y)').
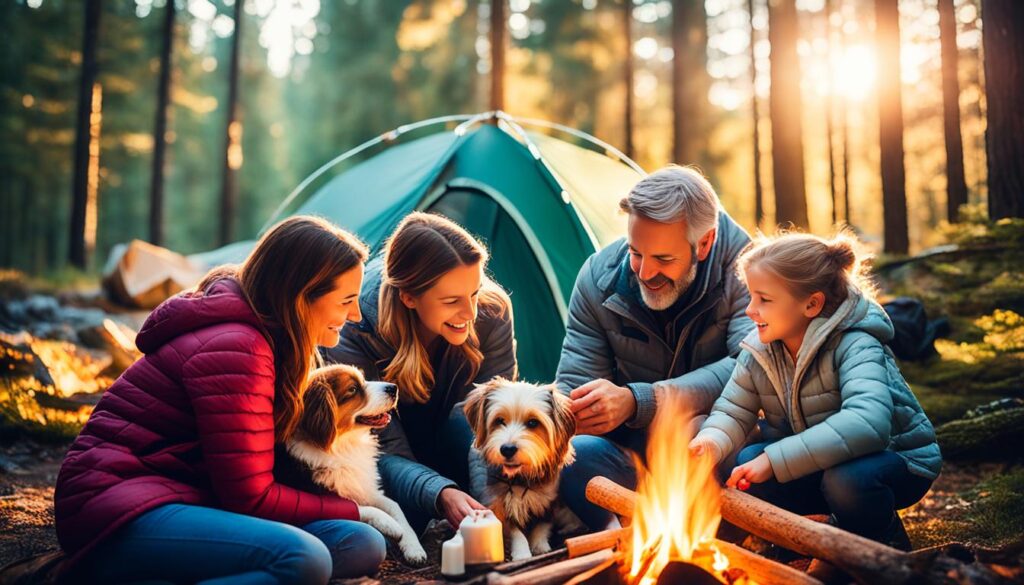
top-left (190, 112), bottom-right (644, 382)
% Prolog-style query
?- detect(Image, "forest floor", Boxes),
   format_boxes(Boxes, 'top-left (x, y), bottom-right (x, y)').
top-left (2, 210), bottom-right (1023, 583)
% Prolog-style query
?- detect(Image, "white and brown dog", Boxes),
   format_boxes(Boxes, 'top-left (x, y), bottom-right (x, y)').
top-left (279, 364), bottom-right (428, 564)
top-left (464, 377), bottom-right (582, 561)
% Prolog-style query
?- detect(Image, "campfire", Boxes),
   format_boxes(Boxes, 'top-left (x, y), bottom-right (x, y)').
top-left (624, 394), bottom-right (729, 584)
top-left (477, 393), bottom-right (1007, 585)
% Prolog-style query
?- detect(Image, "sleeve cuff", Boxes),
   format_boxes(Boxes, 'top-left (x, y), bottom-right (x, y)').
top-left (626, 382), bottom-right (657, 429)
top-left (427, 477), bottom-right (460, 517)
top-left (763, 442), bottom-right (794, 483)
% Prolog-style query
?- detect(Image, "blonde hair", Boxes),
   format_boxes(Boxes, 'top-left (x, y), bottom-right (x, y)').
top-left (195, 216), bottom-right (369, 442)
top-left (737, 229), bottom-right (875, 316)
top-left (378, 213), bottom-right (510, 404)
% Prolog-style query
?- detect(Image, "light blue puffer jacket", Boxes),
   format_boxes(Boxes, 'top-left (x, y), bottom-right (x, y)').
top-left (696, 290), bottom-right (942, 482)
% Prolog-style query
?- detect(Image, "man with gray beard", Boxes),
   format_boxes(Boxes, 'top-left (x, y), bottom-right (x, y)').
top-left (555, 166), bottom-right (754, 530)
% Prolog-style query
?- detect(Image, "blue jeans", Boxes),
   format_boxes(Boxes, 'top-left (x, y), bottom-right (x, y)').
top-left (736, 442), bottom-right (933, 541)
top-left (77, 504), bottom-right (386, 584)
top-left (559, 433), bottom-right (641, 531)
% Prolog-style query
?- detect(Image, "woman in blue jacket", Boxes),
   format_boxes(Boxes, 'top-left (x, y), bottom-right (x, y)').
top-left (326, 212), bottom-right (517, 530)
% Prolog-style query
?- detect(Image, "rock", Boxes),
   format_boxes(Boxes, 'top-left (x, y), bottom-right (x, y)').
top-left (936, 407), bottom-right (1024, 459)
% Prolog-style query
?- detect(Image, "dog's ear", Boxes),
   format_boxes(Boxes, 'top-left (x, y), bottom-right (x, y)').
top-left (302, 381), bottom-right (339, 450)
top-left (549, 385), bottom-right (577, 466)
top-left (465, 377), bottom-right (502, 449)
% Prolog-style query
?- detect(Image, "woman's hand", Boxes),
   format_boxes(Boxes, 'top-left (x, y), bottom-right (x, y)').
top-left (726, 453), bottom-right (774, 489)
top-left (438, 487), bottom-right (487, 528)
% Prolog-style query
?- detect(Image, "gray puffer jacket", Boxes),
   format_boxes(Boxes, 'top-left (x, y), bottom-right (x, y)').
top-left (555, 212), bottom-right (754, 429)
top-left (696, 290), bottom-right (942, 483)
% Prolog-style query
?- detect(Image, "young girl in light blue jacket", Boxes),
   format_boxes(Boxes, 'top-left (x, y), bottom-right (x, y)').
top-left (690, 231), bottom-right (941, 549)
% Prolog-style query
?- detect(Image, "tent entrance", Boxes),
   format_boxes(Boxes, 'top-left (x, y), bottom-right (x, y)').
top-left (421, 178), bottom-right (565, 382)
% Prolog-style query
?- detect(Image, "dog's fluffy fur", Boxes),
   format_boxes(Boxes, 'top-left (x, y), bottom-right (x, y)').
top-left (282, 364), bottom-right (427, 564)
top-left (464, 377), bottom-right (582, 560)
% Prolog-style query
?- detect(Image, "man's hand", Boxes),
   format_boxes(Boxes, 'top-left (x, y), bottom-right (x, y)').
top-left (570, 379), bottom-right (637, 436)
top-left (437, 487), bottom-right (486, 529)
top-left (726, 453), bottom-right (774, 489)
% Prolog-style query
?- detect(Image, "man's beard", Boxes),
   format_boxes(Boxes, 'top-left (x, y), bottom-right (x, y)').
top-left (638, 260), bottom-right (699, 311)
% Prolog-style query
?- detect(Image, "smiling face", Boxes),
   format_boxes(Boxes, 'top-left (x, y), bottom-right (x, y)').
top-left (743, 263), bottom-right (825, 358)
top-left (400, 261), bottom-right (482, 347)
top-left (627, 214), bottom-right (714, 311)
top-left (307, 265), bottom-right (364, 348)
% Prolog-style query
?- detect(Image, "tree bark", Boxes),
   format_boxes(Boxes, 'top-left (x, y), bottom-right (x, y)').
top-left (748, 0), bottom-right (765, 227)
top-left (623, 0), bottom-right (635, 160)
top-left (672, 0), bottom-right (710, 166)
top-left (768, 0), bottom-right (809, 230)
top-left (491, 0), bottom-right (505, 111)
top-left (875, 0), bottom-right (909, 254)
top-left (825, 0), bottom-right (838, 226)
top-left (938, 0), bottom-right (968, 222)
top-left (982, 0), bottom-right (1024, 219)
top-left (70, 0), bottom-right (102, 269)
top-left (219, 0), bottom-right (243, 246)
top-left (150, 0), bottom-right (175, 246)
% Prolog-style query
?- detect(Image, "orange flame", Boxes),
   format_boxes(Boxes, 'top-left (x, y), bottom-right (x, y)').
top-left (626, 392), bottom-right (727, 584)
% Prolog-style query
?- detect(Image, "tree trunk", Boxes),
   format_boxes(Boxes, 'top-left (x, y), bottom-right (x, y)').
top-left (671, 0), bottom-right (710, 166)
top-left (491, 0), bottom-right (505, 111)
top-left (70, 0), bottom-right (102, 269)
top-left (939, 0), bottom-right (968, 222)
top-left (623, 0), bottom-right (635, 160)
top-left (839, 16), bottom-right (851, 226)
top-left (219, 0), bottom-right (243, 246)
top-left (748, 0), bottom-right (765, 227)
top-left (825, 0), bottom-right (838, 226)
top-left (150, 0), bottom-right (175, 246)
top-left (982, 0), bottom-right (1024, 220)
top-left (768, 0), bottom-right (809, 230)
top-left (875, 0), bottom-right (909, 254)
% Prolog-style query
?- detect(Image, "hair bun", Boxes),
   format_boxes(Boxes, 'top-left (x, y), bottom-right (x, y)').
top-left (827, 239), bottom-right (857, 273)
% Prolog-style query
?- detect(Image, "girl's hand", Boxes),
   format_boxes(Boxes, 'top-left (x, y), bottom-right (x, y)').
top-left (726, 453), bottom-right (774, 488)
top-left (687, 436), bottom-right (722, 463)
top-left (438, 487), bottom-right (487, 528)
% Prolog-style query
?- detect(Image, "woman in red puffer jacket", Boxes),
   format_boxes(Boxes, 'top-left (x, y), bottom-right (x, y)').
top-left (54, 216), bottom-right (383, 584)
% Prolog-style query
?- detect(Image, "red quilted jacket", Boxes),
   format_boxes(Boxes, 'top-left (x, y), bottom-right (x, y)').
top-left (53, 279), bottom-right (358, 569)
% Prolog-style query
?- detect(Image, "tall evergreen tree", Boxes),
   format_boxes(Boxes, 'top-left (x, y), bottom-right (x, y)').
top-left (938, 0), bottom-right (968, 222)
top-left (622, 0), bottom-right (634, 159)
top-left (875, 0), bottom-right (909, 253)
top-left (70, 0), bottom-right (102, 268)
top-left (747, 0), bottom-right (764, 226)
top-left (491, 0), bottom-right (506, 111)
top-left (981, 0), bottom-right (1024, 219)
top-left (768, 0), bottom-right (809, 229)
top-left (671, 0), bottom-right (710, 166)
top-left (219, 0), bottom-right (243, 245)
top-left (149, 0), bottom-right (175, 246)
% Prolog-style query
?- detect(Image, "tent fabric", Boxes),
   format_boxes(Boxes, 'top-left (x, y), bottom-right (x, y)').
top-left (184, 116), bottom-right (644, 381)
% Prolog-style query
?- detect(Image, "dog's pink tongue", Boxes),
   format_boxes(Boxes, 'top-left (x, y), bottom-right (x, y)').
top-left (358, 413), bottom-right (391, 427)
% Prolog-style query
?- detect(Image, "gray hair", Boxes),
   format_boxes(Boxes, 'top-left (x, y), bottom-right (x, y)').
top-left (619, 165), bottom-right (721, 244)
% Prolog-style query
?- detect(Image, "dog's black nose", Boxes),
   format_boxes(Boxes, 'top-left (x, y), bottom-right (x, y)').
top-left (500, 444), bottom-right (518, 459)
top-left (383, 383), bottom-right (398, 397)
